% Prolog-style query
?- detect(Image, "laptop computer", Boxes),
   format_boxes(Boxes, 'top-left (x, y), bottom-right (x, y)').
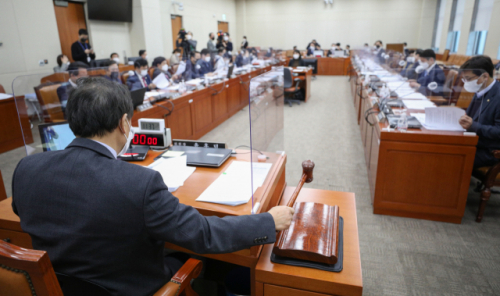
top-left (39, 121), bottom-right (76, 152)
top-left (130, 87), bottom-right (147, 109)
top-left (162, 146), bottom-right (232, 167)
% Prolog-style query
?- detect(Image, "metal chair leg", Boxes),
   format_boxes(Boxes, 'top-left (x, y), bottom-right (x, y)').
top-left (476, 187), bottom-right (491, 223)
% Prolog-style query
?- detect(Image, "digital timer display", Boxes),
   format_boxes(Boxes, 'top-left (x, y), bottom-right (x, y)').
top-left (132, 133), bottom-right (165, 147)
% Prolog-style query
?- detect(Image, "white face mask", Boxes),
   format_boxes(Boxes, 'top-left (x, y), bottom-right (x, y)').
top-left (293, 54), bottom-right (299, 59)
top-left (463, 77), bottom-right (484, 93)
top-left (162, 64), bottom-right (169, 72)
top-left (187, 35), bottom-right (192, 40)
top-left (407, 57), bottom-right (415, 63)
top-left (224, 36), bottom-right (229, 41)
top-left (118, 120), bottom-right (134, 156)
top-left (113, 57), bottom-right (120, 63)
top-left (140, 69), bottom-right (148, 76)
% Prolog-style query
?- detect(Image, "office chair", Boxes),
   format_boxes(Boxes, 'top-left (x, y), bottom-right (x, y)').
top-left (0, 240), bottom-right (203, 296)
top-left (472, 151), bottom-right (500, 222)
top-left (284, 68), bottom-right (302, 107)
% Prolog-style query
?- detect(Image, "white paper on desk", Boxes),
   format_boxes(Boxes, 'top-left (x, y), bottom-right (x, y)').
top-left (403, 99), bottom-right (436, 110)
top-left (422, 107), bottom-right (465, 131)
top-left (196, 161), bottom-right (272, 206)
top-left (148, 156), bottom-right (196, 192)
top-left (0, 93), bottom-right (13, 100)
top-left (153, 73), bottom-right (170, 89)
top-left (175, 61), bottom-right (186, 76)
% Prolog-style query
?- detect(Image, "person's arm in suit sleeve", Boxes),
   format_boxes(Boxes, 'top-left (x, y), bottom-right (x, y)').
top-left (143, 172), bottom-right (276, 254)
top-left (468, 105), bottom-right (500, 140)
top-left (71, 43), bottom-right (86, 62)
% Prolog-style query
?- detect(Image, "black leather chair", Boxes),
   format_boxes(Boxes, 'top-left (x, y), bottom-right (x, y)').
top-left (284, 68), bottom-right (302, 107)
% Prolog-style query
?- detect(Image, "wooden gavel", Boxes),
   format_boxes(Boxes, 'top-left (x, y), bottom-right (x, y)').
top-left (274, 160), bottom-right (340, 265)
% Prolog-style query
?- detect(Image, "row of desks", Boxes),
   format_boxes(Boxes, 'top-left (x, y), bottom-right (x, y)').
top-left (349, 62), bottom-right (478, 224)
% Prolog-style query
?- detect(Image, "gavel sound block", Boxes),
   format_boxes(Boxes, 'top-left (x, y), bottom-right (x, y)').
top-left (273, 160), bottom-right (340, 265)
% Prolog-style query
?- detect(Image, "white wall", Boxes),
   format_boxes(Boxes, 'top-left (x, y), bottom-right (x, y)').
top-left (235, 0), bottom-right (436, 50)
top-left (0, 0), bottom-right (61, 93)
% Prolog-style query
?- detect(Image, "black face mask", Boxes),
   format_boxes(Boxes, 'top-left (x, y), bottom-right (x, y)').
top-left (81, 38), bottom-right (87, 43)
top-left (110, 72), bottom-right (119, 80)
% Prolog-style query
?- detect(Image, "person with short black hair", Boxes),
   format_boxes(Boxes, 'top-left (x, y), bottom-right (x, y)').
top-left (198, 49), bottom-right (213, 76)
top-left (12, 76), bottom-right (293, 296)
top-left (409, 49), bottom-right (445, 96)
top-left (102, 60), bottom-right (122, 84)
top-left (139, 50), bottom-right (147, 60)
top-left (56, 61), bottom-right (89, 116)
top-left (54, 54), bottom-right (70, 73)
top-left (183, 51), bottom-right (202, 81)
top-left (289, 50), bottom-right (305, 67)
top-left (458, 56), bottom-right (500, 168)
top-left (71, 29), bottom-right (96, 65)
top-left (126, 58), bottom-right (156, 91)
top-left (241, 36), bottom-right (248, 49)
top-left (110, 53), bottom-right (120, 64)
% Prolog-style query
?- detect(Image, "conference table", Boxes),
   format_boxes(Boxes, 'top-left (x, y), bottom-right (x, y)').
top-left (349, 61), bottom-right (478, 224)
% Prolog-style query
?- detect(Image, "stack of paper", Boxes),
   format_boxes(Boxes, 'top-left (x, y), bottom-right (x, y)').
top-left (421, 107), bottom-right (465, 131)
top-left (148, 156), bottom-right (195, 192)
top-left (196, 161), bottom-right (272, 206)
top-left (403, 100), bottom-right (436, 110)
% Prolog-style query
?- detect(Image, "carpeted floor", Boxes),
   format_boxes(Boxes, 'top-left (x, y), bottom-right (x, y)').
top-left (1, 76), bottom-right (500, 295)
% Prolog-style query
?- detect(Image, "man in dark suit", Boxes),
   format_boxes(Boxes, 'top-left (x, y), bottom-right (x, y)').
top-left (410, 49), bottom-right (445, 96)
top-left (71, 29), bottom-right (96, 65)
top-left (183, 51), bottom-right (202, 81)
top-left (126, 58), bottom-right (156, 91)
top-left (12, 77), bottom-right (294, 296)
top-left (56, 62), bottom-right (88, 117)
top-left (459, 56), bottom-right (500, 168)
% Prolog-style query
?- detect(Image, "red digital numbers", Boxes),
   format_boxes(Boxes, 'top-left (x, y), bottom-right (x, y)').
top-left (132, 134), bottom-right (158, 146)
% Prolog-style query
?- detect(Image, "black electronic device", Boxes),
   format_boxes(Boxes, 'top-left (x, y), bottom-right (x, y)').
top-left (87, 0), bottom-right (133, 22)
top-left (130, 88), bottom-right (147, 109)
top-left (160, 146), bottom-right (232, 167)
top-left (117, 146), bottom-right (149, 161)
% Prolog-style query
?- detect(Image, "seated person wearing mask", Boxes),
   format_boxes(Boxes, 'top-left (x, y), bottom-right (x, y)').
top-left (71, 29), bottom-right (96, 65)
top-left (12, 76), bottom-right (294, 296)
top-left (409, 49), bottom-right (445, 96)
top-left (151, 57), bottom-right (181, 81)
top-left (139, 49), bottom-right (148, 61)
top-left (126, 59), bottom-right (156, 91)
top-left (183, 51), bottom-right (202, 81)
top-left (110, 53), bottom-right (121, 64)
top-left (170, 48), bottom-right (182, 66)
top-left (288, 50), bottom-right (305, 67)
top-left (103, 60), bottom-right (122, 84)
top-left (198, 49), bottom-right (214, 76)
top-left (57, 62), bottom-right (88, 116)
top-left (458, 56), bottom-right (500, 168)
top-left (54, 54), bottom-right (70, 73)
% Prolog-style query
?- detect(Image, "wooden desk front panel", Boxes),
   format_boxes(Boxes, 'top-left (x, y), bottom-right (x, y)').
top-left (374, 140), bottom-right (476, 223)
top-left (0, 96), bottom-right (33, 154)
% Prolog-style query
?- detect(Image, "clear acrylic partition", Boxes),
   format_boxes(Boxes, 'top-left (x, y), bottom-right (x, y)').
top-left (11, 66), bottom-right (122, 156)
top-left (247, 66), bottom-right (285, 213)
top-left (351, 48), bottom-right (473, 131)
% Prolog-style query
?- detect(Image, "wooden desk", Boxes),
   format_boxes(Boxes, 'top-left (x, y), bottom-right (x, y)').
top-left (255, 187), bottom-right (362, 296)
top-left (350, 67), bottom-right (477, 223)
top-left (290, 68), bottom-right (312, 102)
top-left (0, 95), bottom-right (33, 153)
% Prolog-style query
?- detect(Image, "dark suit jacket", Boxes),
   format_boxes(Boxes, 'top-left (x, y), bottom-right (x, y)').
top-left (466, 81), bottom-right (500, 152)
top-left (127, 73), bottom-right (152, 91)
top-left (12, 138), bottom-right (276, 296)
top-left (71, 41), bottom-right (96, 65)
top-left (288, 59), bottom-right (305, 67)
top-left (56, 82), bottom-right (74, 117)
top-left (416, 65), bottom-right (445, 96)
